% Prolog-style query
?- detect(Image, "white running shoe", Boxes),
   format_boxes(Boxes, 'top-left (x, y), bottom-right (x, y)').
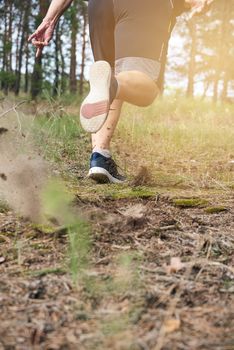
top-left (80, 61), bottom-right (117, 133)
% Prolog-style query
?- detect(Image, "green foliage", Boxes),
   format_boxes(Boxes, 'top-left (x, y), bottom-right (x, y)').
top-left (205, 206), bottom-right (228, 214)
top-left (42, 180), bottom-right (74, 221)
top-left (42, 179), bottom-right (91, 285)
top-left (33, 111), bottom-right (82, 162)
top-left (172, 198), bottom-right (209, 208)
top-left (105, 186), bottom-right (156, 200)
top-left (117, 97), bottom-right (234, 189)
top-left (68, 220), bottom-right (91, 284)
top-left (0, 0), bottom-right (233, 99)
top-left (0, 71), bottom-right (16, 87)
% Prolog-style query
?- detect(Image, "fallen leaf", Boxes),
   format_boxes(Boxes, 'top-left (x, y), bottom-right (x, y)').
top-left (166, 257), bottom-right (185, 274)
top-left (164, 318), bottom-right (181, 333)
top-left (0, 256), bottom-right (6, 264)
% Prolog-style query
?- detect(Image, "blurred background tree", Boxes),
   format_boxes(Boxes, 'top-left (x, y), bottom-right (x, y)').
top-left (0, 0), bottom-right (233, 101)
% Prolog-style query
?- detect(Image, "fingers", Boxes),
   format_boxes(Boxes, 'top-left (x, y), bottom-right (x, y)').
top-left (28, 28), bottom-right (43, 42)
top-left (28, 20), bottom-right (54, 57)
top-left (32, 40), bottom-right (48, 46)
top-left (28, 32), bottom-right (37, 42)
top-left (31, 39), bottom-right (49, 58)
top-left (36, 46), bottom-right (43, 58)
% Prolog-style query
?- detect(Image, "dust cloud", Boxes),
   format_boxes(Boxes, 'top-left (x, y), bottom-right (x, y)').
top-left (0, 100), bottom-right (49, 222)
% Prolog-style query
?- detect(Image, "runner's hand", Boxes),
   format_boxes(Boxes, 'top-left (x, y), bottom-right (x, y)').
top-left (28, 19), bottom-right (55, 58)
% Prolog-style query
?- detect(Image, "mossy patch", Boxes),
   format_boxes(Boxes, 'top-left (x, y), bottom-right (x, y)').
top-left (31, 224), bottom-right (68, 237)
top-left (32, 224), bottom-right (57, 234)
top-left (105, 187), bottom-right (156, 200)
top-left (205, 206), bottom-right (228, 214)
top-left (172, 198), bottom-right (209, 208)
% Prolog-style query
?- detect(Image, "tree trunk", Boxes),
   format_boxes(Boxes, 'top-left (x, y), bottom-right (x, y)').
top-left (2, 0), bottom-right (9, 94)
top-left (157, 42), bottom-right (169, 94)
top-left (69, 0), bottom-right (79, 94)
top-left (53, 24), bottom-right (60, 96)
top-left (58, 32), bottom-right (66, 94)
top-left (8, 0), bottom-right (13, 75)
top-left (31, 0), bottom-right (49, 99)
top-left (221, 72), bottom-right (229, 102)
top-left (24, 41), bottom-right (30, 93)
top-left (15, 2), bottom-right (30, 95)
top-left (79, 3), bottom-right (88, 96)
top-left (186, 20), bottom-right (196, 97)
top-left (213, 1), bottom-right (229, 103)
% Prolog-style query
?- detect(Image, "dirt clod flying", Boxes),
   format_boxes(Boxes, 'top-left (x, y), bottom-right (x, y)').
top-left (131, 165), bottom-right (152, 186)
top-left (0, 103), bottom-right (48, 222)
top-left (0, 173), bottom-right (7, 181)
top-left (0, 154), bottom-right (48, 222)
top-left (0, 127), bottom-right (8, 135)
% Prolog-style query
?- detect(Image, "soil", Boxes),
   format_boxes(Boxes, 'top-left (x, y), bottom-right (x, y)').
top-left (0, 101), bottom-right (233, 350)
top-left (0, 189), bottom-right (233, 350)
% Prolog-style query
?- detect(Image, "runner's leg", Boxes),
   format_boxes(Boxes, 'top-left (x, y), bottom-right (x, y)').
top-left (86, 0), bottom-right (172, 183)
top-left (116, 71), bottom-right (159, 107)
top-left (88, 0), bottom-right (115, 68)
top-left (92, 99), bottom-right (123, 151)
top-left (88, 0), bottom-right (123, 152)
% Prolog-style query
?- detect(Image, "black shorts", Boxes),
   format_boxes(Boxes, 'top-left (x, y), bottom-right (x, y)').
top-left (88, 0), bottom-right (174, 81)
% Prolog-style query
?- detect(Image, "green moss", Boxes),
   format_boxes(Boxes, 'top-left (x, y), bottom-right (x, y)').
top-left (30, 242), bottom-right (51, 250)
top-left (31, 223), bottom-right (57, 234)
top-left (205, 206), bottom-right (228, 214)
top-left (105, 186), bottom-right (156, 200)
top-left (173, 198), bottom-right (209, 208)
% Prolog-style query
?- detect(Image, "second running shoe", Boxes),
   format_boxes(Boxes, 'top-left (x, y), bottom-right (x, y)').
top-left (88, 152), bottom-right (126, 184)
top-left (80, 61), bottom-right (118, 133)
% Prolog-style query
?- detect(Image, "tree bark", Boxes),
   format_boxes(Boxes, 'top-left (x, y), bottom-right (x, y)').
top-left (186, 20), bottom-right (196, 97)
top-left (53, 24), bottom-right (60, 96)
top-left (15, 1), bottom-right (30, 95)
top-left (69, 0), bottom-right (79, 94)
top-left (79, 3), bottom-right (88, 95)
top-left (213, 1), bottom-right (229, 102)
top-left (31, 0), bottom-right (49, 100)
top-left (24, 41), bottom-right (30, 93)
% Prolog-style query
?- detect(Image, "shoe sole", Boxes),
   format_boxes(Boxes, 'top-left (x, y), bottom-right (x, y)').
top-left (88, 167), bottom-right (125, 184)
top-left (80, 61), bottom-right (111, 133)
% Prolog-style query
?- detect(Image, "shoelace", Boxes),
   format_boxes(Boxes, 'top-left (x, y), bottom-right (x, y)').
top-left (106, 158), bottom-right (125, 177)
top-left (106, 158), bottom-right (118, 175)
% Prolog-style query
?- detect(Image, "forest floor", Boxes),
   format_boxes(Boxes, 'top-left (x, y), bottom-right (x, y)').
top-left (0, 98), bottom-right (234, 350)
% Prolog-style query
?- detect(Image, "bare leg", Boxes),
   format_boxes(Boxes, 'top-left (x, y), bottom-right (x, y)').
top-left (92, 70), bottom-right (158, 150)
top-left (116, 71), bottom-right (159, 107)
top-left (92, 99), bottom-right (123, 150)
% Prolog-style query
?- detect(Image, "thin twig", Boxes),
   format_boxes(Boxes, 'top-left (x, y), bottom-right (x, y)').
top-left (0, 100), bottom-right (27, 118)
top-left (13, 106), bottom-right (22, 134)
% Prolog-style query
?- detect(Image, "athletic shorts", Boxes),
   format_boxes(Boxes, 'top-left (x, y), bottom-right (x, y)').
top-left (88, 0), bottom-right (174, 81)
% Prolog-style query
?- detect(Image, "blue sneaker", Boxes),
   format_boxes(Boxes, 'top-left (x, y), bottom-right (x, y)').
top-left (88, 152), bottom-right (126, 184)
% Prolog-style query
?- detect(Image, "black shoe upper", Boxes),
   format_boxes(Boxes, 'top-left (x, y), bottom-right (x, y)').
top-left (90, 152), bottom-right (126, 182)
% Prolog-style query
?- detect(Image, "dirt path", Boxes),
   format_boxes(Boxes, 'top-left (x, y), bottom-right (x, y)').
top-left (0, 189), bottom-right (233, 350)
